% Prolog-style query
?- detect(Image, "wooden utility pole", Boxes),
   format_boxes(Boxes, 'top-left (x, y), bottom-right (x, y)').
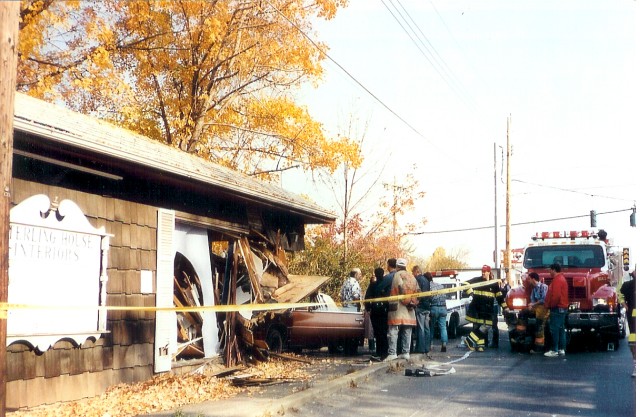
top-left (505, 115), bottom-right (512, 286)
top-left (1, 3), bottom-right (20, 415)
top-left (494, 143), bottom-right (499, 272)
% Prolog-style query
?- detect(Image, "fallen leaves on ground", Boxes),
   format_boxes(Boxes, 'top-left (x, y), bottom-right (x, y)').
top-left (9, 358), bottom-right (313, 417)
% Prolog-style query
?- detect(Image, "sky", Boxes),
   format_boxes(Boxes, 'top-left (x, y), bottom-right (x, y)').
top-left (281, 0), bottom-right (639, 272)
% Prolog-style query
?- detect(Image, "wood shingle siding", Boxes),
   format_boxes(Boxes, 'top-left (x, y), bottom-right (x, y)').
top-left (7, 179), bottom-right (158, 408)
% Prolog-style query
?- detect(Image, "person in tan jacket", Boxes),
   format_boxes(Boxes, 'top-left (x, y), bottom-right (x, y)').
top-left (384, 258), bottom-right (418, 361)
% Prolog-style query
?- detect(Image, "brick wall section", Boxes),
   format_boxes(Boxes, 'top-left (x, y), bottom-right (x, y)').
top-left (6, 179), bottom-right (157, 409)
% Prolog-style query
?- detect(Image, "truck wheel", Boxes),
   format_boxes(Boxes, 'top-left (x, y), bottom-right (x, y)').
top-left (448, 315), bottom-right (459, 339)
top-left (266, 328), bottom-right (284, 353)
top-left (611, 338), bottom-right (620, 351)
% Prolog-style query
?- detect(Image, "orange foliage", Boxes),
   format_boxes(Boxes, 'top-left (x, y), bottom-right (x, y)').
top-left (17, 0), bottom-right (353, 179)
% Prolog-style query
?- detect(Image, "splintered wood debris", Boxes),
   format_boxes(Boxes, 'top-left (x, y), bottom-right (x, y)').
top-left (8, 359), bottom-right (313, 417)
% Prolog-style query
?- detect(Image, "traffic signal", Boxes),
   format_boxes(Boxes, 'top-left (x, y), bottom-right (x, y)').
top-left (503, 250), bottom-right (510, 269)
top-left (590, 210), bottom-right (597, 228)
top-left (622, 247), bottom-right (630, 271)
top-left (631, 207), bottom-right (636, 227)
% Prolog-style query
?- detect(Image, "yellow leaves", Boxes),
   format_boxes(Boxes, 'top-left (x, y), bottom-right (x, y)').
top-left (8, 359), bottom-right (313, 417)
top-left (17, 0), bottom-right (353, 179)
top-left (88, 46), bottom-right (111, 68)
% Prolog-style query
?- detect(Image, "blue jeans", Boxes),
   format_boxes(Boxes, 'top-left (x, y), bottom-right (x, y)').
top-left (387, 325), bottom-right (413, 355)
top-left (549, 308), bottom-right (567, 352)
top-left (415, 308), bottom-right (431, 353)
top-left (430, 305), bottom-right (448, 345)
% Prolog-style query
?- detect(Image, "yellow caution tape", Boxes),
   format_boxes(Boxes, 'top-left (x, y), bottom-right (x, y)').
top-left (0, 301), bottom-right (320, 314)
top-left (355, 278), bottom-right (499, 306)
top-left (0, 279), bottom-right (500, 316)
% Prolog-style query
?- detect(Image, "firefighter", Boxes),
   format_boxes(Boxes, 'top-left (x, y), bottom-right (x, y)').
top-left (464, 265), bottom-right (507, 351)
top-left (527, 272), bottom-right (549, 353)
top-left (620, 269), bottom-right (636, 377)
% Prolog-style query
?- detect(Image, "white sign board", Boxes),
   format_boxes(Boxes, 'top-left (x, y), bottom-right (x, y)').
top-left (7, 194), bottom-right (109, 351)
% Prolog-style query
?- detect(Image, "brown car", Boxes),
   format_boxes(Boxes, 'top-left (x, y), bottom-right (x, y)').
top-left (250, 293), bottom-right (366, 355)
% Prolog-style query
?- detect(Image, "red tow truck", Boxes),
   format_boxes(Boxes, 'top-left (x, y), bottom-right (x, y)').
top-left (505, 229), bottom-right (628, 351)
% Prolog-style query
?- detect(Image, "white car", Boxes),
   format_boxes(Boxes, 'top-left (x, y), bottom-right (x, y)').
top-left (432, 274), bottom-right (471, 339)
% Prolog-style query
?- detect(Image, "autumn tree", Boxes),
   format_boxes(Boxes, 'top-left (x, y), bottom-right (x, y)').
top-left (17, 0), bottom-right (356, 178)
top-left (424, 246), bottom-right (469, 271)
top-left (319, 109), bottom-right (426, 261)
top-left (289, 112), bottom-right (427, 296)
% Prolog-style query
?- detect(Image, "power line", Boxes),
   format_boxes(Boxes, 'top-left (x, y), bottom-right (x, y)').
top-left (407, 207), bottom-right (634, 235)
top-left (512, 179), bottom-right (637, 203)
top-left (261, 0), bottom-right (436, 149)
top-left (264, 0), bottom-right (493, 178)
top-left (382, 0), bottom-right (477, 111)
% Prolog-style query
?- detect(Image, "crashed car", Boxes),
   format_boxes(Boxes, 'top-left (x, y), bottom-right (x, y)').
top-left (237, 276), bottom-right (365, 355)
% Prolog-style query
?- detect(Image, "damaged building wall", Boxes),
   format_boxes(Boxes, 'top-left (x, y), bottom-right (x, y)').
top-left (7, 93), bottom-right (336, 410)
top-left (6, 179), bottom-right (318, 409)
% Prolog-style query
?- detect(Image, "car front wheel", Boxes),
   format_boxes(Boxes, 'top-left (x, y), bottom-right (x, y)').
top-left (266, 328), bottom-right (285, 353)
top-left (448, 314), bottom-right (459, 339)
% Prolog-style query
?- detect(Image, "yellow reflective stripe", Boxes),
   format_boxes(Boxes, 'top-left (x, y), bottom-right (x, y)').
top-left (633, 308), bottom-right (636, 317)
top-left (474, 290), bottom-right (496, 297)
top-left (629, 333), bottom-right (636, 342)
top-left (464, 338), bottom-right (474, 349)
top-left (466, 315), bottom-right (493, 325)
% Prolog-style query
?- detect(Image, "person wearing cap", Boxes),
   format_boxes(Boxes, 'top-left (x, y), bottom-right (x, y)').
top-left (464, 265), bottom-right (507, 351)
top-left (543, 263), bottom-right (569, 357)
top-left (383, 258), bottom-right (418, 361)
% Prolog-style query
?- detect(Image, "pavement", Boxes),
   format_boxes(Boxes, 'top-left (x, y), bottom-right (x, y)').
top-left (139, 350), bottom-right (462, 417)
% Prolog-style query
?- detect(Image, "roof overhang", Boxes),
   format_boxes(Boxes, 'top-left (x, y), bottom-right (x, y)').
top-left (12, 93), bottom-right (336, 225)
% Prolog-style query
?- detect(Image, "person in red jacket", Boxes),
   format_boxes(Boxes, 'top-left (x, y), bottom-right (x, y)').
top-left (544, 263), bottom-right (569, 357)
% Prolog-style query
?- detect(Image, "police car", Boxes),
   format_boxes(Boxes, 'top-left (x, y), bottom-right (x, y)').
top-left (431, 271), bottom-right (471, 339)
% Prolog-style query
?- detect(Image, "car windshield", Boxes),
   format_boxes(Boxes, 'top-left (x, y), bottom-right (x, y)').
top-left (523, 244), bottom-right (605, 269)
top-left (441, 283), bottom-right (457, 300)
top-left (309, 292), bottom-right (341, 312)
top-left (434, 280), bottom-right (458, 300)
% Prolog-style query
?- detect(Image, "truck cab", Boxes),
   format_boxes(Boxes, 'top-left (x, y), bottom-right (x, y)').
top-left (505, 229), bottom-right (626, 351)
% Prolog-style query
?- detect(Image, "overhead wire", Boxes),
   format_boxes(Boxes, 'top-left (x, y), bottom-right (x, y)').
top-left (407, 207), bottom-right (635, 235)
top-left (265, 1), bottom-right (630, 200)
top-left (260, 0), bottom-right (442, 154)
top-left (261, 0), bottom-right (498, 183)
top-left (384, 0), bottom-right (478, 111)
top-left (376, 0), bottom-right (492, 174)
top-left (512, 179), bottom-right (637, 203)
